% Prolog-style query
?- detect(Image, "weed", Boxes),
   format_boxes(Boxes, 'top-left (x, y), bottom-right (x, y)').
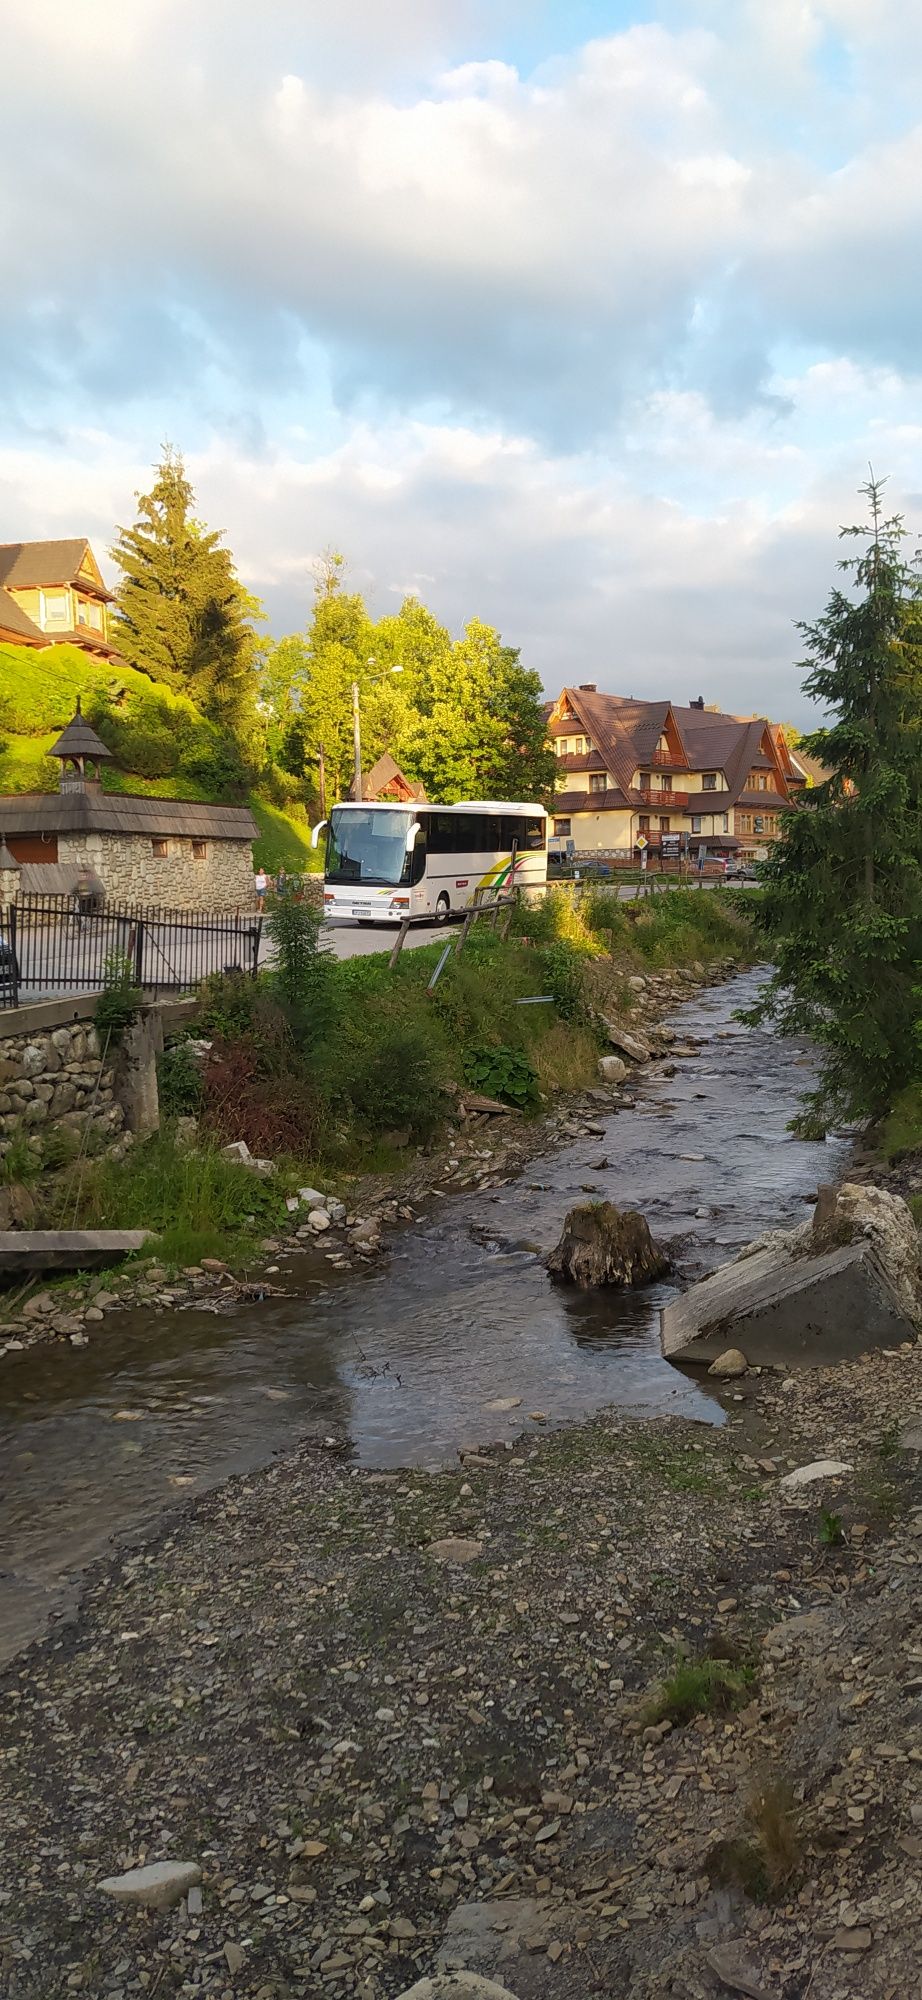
top-left (643, 1654), bottom-right (755, 1727)
top-left (818, 1508), bottom-right (844, 1547)
top-left (879, 1084), bottom-right (922, 1162)
top-left (0, 1125), bottom-right (42, 1186)
top-left (94, 951), bottom-right (141, 1045)
top-left (747, 1774), bottom-right (804, 1890)
top-left (59, 1131), bottom-right (287, 1266)
top-left (158, 1042), bottom-right (204, 1117)
top-left (530, 1020), bottom-right (599, 1093)
top-left (463, 1041), bottom-right (539, 1110)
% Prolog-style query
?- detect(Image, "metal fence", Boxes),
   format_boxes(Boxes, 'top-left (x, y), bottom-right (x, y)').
top-left (0, 894), bottom-right (263, 1009)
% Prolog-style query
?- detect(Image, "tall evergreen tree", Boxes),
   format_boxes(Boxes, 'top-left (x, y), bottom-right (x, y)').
top-left (747, 478), bottom-right (922, 1123)
top-left (111, 446), bottom-right (260, 732)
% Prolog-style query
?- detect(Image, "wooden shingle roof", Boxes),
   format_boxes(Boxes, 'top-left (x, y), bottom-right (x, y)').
top-left (0, 793), bottom-right (258, 842)
top-left (49, 701), bottom-right (113, 763)
top-left (0, 538), bottom-right (113, 599)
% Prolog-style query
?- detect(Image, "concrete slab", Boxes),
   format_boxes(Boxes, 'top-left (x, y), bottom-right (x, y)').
top-left (0, 1230), bottom-right (152, 1274)
top-left (661, 1238), bottom-right (916, 1369)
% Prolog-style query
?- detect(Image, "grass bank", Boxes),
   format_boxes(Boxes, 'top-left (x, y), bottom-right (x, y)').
top-left (2, 885), bottom-right (754, 1280)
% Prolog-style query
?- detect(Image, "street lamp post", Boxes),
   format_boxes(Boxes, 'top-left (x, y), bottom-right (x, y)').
top-left (351, 660), bottom-right (402, 799)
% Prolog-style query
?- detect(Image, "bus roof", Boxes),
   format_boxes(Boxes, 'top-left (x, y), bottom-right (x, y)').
top-left (331, 799), bottom-right (547, 815)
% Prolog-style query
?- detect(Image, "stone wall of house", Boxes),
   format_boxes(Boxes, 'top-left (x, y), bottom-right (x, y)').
top-left (57, 831), bottom-right (256, 911)
top-left (0, 1021), bottom-right (124, 1157)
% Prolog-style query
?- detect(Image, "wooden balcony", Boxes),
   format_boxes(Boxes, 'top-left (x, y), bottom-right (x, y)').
top-left (650, 749), bottom-right (688, 770)
top-left (638, 788), bottom-right (689, 807)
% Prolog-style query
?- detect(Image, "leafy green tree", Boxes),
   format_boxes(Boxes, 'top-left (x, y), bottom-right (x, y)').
top-left (296, 553), bottom-right (376, 798)
top-left (746, 478), bottom-right (922, 1123)
top-left (111, 446), bottom-right (261, 734)
top-left (400, 619), bottom-right (555, 803)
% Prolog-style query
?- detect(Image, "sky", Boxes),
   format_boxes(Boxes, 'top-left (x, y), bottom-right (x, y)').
top-left (3, 0), bottom-right (922, 723)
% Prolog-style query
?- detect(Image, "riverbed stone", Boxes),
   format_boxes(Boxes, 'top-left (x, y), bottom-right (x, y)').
top-left (98, 1860), bottom-right (201, 1911)
top-left (600, 1018), bottom-right (652, 1063)
top-left (598, 1054), bottom-right (628, 1083)
top-left (708, 1348), bottom-right (748, 1379)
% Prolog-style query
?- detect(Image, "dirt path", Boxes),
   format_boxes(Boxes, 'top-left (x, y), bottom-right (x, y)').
top-left (2, 1338), bottom-right (921, 2000)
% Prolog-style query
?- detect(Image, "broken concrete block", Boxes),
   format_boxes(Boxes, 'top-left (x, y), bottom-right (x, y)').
top-left (661, 1238), bottom-right (917, 1369)
top-left (548, 1201), bottom-right (668, 1288)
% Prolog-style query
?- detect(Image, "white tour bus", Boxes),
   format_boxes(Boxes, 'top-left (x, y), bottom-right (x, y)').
top-left (315, 799), bottom-right (548, 924)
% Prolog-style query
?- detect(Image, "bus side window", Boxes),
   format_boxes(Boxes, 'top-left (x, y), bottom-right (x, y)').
top-left (523, 816), bottom-right (545, 850)
top-left (500, 814), bottom-right (520, 849)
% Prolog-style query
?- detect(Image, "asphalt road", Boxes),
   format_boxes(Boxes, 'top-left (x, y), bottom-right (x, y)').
top-left (319, 879), bottom-right (741, 959)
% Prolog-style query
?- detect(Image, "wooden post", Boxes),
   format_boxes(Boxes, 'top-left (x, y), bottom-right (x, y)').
top-left (388, 919), bottom-right (411, 969)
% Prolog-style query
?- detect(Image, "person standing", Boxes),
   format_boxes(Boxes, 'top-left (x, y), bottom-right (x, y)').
top-left (254, 866), bottom-right (268, 912)
top-left (275, 866), bottom-right (288, 899)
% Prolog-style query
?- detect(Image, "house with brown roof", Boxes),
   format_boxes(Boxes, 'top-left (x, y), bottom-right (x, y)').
top-left (0, 539), bottom-right (117, 659)
top-left (548, 685), bottom-right (801, 863)
top-left (0, 705), bottom-right (257, 911)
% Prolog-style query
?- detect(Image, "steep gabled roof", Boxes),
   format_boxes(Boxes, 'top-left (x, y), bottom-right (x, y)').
top-left (550, 689), bottom-right (793, 811)
top-left (0, 538), bottom-right (113, 598)
top-left (0, 586), bottom-right (46, 645)
top-left (48, 701), bottom-right (113, 764)
top-left (359, 753), bottom-right (427, 802)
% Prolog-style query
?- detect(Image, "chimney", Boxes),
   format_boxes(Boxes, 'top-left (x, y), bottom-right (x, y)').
top-left (579, 683), bottom-right (597, 693)
top-left (689, 696), bottom-right (705, 710)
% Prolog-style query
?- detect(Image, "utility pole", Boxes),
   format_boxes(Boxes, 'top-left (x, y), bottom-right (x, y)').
top-left (352, 681), bottom-right (362, 800)
top-left (318, 742), bottom-right (326, 819)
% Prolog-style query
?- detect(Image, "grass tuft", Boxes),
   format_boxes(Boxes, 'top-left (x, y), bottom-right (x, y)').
top-left (642, 1654), bottom-right (755, 1727)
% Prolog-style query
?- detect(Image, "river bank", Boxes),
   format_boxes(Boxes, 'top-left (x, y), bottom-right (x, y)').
top-left (2, 1330), bottom-right (921, 2000)
top-left (0, 965), bottom-right (851, 1672)
top-left (0, 947), bottom-right (747, 1365)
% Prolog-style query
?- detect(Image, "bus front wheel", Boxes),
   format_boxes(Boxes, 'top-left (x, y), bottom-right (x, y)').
top-left (434, 893), bottom-right (451, 924)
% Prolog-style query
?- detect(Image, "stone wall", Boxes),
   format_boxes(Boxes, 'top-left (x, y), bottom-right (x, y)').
top-left (0, 1021), bottom-right (124, 1159)
top-left (55, 831), bottom-right (256, 912)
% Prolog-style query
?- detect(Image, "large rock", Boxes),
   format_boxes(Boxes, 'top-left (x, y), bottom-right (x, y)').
top-left (598, 1054), bottom-right (628, 1083)
top-left (600, 1018), bottom-right (651, 1063)
top-left (98, 1860), bottom-right (201, 1911)
top-left (548, 1201), bottom-right (668, 1288)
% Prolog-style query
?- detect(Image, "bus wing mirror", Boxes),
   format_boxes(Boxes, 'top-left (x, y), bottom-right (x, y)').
top-left (405, 821), bottom-right (422, 852)
top-left (311, 820), bottom-right (328, 850)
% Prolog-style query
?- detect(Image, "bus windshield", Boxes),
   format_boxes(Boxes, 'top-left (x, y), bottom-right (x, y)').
top-left (325, 808), bottom-right (414, 886)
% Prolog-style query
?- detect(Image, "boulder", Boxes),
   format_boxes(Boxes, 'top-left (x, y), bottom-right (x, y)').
top-left (811, 1181), bottom-right (921, 1325)
top-left (598, 1054), bottom-right (628, 1084)
top-left (98, 1860), bottom-right (201, 1912)
top-left (548, 1201), bottom-right (669, 1288)
top-left (708, 1347), bottom-right (748, 1379)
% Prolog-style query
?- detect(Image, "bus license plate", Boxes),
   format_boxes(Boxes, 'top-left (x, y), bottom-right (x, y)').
top-left (352, 906), bottom-right (372, 917)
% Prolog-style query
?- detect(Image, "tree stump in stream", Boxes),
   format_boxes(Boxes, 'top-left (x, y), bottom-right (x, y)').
top-left (547, 1201), bottom-right (669, 1288)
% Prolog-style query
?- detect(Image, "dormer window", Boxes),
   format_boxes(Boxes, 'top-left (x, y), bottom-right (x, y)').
top-left (702, 772), bottom-right (717, 790)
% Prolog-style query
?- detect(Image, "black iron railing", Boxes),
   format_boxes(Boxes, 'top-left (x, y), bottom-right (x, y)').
top-left (0, 894), bottom-right (262, 1010)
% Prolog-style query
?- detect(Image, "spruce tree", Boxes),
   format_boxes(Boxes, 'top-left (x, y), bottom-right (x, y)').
top-left (748, 478), bottom-right (922, 1123)
top-left (111, 446), bottom-right (259, 732)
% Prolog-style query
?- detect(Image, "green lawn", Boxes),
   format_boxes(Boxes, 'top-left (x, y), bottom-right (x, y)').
top-left (0, 641), bottom-right (320, 868)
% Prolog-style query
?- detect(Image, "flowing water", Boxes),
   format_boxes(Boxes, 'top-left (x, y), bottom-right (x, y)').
top-left (0, 968), bottom-right (851, 1663)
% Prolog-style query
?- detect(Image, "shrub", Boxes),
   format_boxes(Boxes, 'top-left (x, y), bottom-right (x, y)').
top-left (463, 1041), bottom-right (540, 1110)
top-left (268, 895), bottom-right (334, 1052)
top-left (334, 1022), bottom-right (447, 1138)
top-left (200, 1035), bottom-right (326, 1157)
top-left (535, 939), bottom-right (589, 1022)
top-left (158, 1042), bottom-right (204, 1117)
top-left (95, 952), bottom-right (141, 1046)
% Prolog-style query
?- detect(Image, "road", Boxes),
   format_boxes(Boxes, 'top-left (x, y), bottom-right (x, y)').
top-left (319, 880), bottom-right (738, 959)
